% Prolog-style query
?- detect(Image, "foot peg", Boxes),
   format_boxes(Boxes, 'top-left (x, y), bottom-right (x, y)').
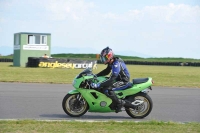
top-left (115, 100), bottom-right (125, 113)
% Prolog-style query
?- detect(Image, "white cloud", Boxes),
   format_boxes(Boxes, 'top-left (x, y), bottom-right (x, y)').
top-left (0, 1), bottom-right (13, 9)
top-left (0, 18), bottom-right (6, 23)
top-left (104, 3), bottom-right (200, 23)
top-left (127, 10), bottom-right (141, 20)
top-left (2, 1), bottom-right (199, 23)
top-left (0, 0), bottom-right (95, 21)
top-left (142, 3), bottom-right (200, 23)
top-left (103, 13), bottom-right (119, 19)
top-left (37, 0), bottom-right (95, 20)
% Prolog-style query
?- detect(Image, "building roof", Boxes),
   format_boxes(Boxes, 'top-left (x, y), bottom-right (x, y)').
top-left (15, 32), bottom-right (51, 35)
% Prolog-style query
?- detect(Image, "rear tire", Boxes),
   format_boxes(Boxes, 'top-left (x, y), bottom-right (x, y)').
top-left (125, 92), bottom-right (153, 119)
top-left (62, 94), bottom-right (89, 117)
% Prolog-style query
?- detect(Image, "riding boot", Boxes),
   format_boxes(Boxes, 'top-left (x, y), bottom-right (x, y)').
top-left (108, 91), bottom-right (125, 113)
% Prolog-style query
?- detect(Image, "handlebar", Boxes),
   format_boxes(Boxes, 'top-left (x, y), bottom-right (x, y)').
top-left (90, 74), bottom-right (99, 83)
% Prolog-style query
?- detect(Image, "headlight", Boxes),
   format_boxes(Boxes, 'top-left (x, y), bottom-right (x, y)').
top-left (72, 79), bottom-right (76, 86)
top-left (72, 75), bottom-right (78, 86)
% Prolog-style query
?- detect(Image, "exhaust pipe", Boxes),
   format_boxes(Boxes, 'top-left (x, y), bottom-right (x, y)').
top-left (123, 100), bottom-right (144, 109)
top-left (132, 100), bottom-right (144, 106)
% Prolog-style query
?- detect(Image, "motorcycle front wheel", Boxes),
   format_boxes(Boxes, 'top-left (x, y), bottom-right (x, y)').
top-left (125, 92), bottom-right (153, 119)
top-left (62, 93), bottom-right (89, 117)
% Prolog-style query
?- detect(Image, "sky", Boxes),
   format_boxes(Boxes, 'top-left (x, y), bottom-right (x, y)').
top-left (0, 0), bottom-right (200, 58)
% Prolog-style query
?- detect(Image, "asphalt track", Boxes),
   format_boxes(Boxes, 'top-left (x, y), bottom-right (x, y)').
top-left (0, 82), bottom-right (200, 122)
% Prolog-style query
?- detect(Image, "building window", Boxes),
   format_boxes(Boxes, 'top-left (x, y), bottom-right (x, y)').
top-left (41, 35), bottom-right (47, 44)
top-left (28, 35), bottom-right (47, 45)
top-left (15, 34), bottom-right (20, 45)
top-left (28, 35), bottom-right (34, 44)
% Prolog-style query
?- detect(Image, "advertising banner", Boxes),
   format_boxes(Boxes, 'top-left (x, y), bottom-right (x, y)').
top-left (27, 57), bottom-right (97, 69)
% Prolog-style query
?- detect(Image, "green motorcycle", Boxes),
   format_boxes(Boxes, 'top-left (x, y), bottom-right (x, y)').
top-left (62, 68), bottom-right (153, 118)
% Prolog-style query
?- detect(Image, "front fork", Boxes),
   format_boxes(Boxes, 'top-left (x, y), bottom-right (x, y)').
top-left (73, 94), bottom-right (86, 106)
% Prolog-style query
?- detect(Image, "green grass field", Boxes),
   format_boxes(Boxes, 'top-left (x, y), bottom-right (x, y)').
top-left (0, 62), bottom-right (200, 88)
top-left (0, 120), bottom-right (200, 133)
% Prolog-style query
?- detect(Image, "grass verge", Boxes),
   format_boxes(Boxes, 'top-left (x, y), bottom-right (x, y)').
top-left (0, 63), bottom-right (200, 88)
top-left (0, 120), bottom-right (200, 133)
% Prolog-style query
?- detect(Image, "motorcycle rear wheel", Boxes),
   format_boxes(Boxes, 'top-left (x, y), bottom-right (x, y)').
top-left (62, 94), bottom-right (89, 117)
top-left (125, 92), bottom-right (153, 119)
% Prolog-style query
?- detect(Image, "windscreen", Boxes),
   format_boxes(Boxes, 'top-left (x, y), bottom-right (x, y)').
top-left (76, 68), bottom-right (93, 78)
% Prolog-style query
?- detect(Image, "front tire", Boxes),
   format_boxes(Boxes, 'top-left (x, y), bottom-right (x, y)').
top-left (125, 92), bottom-right (153, 119)
top-left (62, 94), bottom-right (89, 117)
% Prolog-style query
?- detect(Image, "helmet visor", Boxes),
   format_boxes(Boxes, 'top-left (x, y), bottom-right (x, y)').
top-left (100, 56), bottom-right (108, 63)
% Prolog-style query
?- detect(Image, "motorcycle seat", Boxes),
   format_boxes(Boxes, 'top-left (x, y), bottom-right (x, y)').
top-left (132, 78), bottom-right (149, 84)
top-left (113, 82), bottom-right (133, 91)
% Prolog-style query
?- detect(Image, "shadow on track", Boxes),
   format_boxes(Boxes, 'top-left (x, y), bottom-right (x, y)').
top-left (39, 114), bottom-right (134, 120)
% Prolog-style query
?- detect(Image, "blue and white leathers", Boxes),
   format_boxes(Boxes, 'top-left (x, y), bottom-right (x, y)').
top-left (96, 57), bottom-right (130, 90)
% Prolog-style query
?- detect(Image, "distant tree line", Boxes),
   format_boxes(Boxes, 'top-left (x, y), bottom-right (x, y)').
top-left (1, 57), bottom-right (200, 67)
top-left (1, 53), bottom-right (200, 66)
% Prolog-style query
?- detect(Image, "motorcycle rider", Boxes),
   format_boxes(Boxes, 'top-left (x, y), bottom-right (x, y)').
top-left (91, 47), bottom-right (131, 113)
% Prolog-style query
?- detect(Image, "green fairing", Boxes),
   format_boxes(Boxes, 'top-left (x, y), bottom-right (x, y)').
top-left (78, 88), bottom-right (113, 112)
top-left (68, 89), bottom-right (79, 94)
top-left (115, 77), bottom-right (153, 99)
top-left (69, 73), bottom-right (153, 113)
